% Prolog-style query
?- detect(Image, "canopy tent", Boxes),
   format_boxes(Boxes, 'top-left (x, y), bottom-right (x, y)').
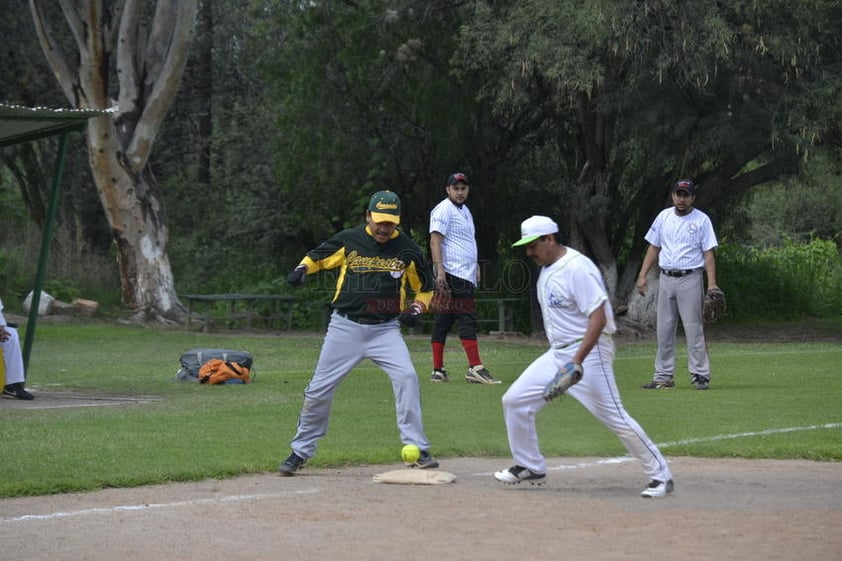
top-left (0, 103), bottom-right (116, 374)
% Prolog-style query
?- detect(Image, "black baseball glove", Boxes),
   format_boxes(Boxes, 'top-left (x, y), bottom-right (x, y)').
top-left (398, 303), bottom-right (423, 328)
top-left (703, 287), bottom-right (726, 324)
top-left (287, 266), bottom-right (307, 287)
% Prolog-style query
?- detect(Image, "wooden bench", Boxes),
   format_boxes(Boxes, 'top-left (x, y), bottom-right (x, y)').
top-left (181, 294), bottom-right (297, 332)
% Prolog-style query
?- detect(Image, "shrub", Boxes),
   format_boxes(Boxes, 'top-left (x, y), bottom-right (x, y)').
top-left (717, 238), bottom-right (842, 320)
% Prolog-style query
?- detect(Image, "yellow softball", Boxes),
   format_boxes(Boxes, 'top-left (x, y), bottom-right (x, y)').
top-left (401, 444), bottom-right (421, 464)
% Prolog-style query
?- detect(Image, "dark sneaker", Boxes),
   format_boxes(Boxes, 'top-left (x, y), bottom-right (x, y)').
top-left (641, 479), bottom-right (674, 498)
top-left (3, 383), bottom-right (34, 400)
top-left (466, 364), bottom-right (501, 384)
top-left (278, 452), bottom-right (307, 476)
top-left (494, 465), bottom-right (546, 485)
top-left (641, 380), bottom-right (675, 389)
top-left (414, 451), bottom-right (439, 469)
top-left (430, 368), bottom-right (450, 383)
top-left (691, 375), bottom-right (709, 390)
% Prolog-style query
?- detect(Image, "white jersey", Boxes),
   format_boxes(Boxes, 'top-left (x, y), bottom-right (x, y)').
top-left (536, 248), bottom-right (616, 348)
top-left (645, 207), bottom-right (718, 270)
top-left (429, 198), bottom-right (478, 285)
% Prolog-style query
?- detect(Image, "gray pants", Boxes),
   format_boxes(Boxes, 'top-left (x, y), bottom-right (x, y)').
top-left (290, 311), bottom-right (431, 459)
top-left (654, 271), bottom-right (710, 381)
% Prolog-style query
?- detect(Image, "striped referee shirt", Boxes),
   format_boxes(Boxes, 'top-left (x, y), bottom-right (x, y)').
top-left (429, 198), bottom-right (478, 285)
top-left (644, 207), bottom-right (718, 270)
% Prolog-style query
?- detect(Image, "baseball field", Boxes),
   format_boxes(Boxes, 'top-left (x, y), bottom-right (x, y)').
top-left (1, 320), bottom-right (840, 560)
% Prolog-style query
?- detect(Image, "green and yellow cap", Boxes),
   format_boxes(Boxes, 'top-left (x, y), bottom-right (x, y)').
top-left (368, 191), bottom-right (401, 224)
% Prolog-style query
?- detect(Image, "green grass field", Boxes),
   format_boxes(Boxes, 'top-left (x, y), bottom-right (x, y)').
top-left (1, 322), bottom-right (840, 498)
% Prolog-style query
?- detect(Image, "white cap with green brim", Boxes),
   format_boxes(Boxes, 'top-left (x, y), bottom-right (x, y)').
top-left (512, 215), bottom-right (559, 247)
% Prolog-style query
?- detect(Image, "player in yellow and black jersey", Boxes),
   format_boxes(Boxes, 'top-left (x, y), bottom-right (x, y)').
top-left (279, 191), bottom-right (439, 476)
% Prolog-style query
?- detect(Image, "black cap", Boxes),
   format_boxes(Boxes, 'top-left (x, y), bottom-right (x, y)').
top-left (671, 179), bottom-right (696, 196)
top-left (446, 172), bottom-right (469, 186)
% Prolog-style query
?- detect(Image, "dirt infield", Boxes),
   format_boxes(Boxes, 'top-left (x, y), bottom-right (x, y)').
top-left (2, 456), bottom-right (840, 561)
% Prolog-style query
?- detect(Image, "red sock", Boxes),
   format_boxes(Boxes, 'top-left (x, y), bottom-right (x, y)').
top-left (461, 339), bottom-right (481, 366)
top-left (432, 342), bottom-right (445, 370)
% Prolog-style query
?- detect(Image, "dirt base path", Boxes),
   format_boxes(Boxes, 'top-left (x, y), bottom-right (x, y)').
top-left (2, 456), bottom-right (840, 561)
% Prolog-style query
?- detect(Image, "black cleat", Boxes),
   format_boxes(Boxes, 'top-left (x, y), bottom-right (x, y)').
top-left (414, 451), bottom-right (440, 469)
top-left (278, 452), bottom-right (307, 476)
top-left (2, 383), bottom-right (34, 400)
top-left (641, 380), bottom-right (675, 389)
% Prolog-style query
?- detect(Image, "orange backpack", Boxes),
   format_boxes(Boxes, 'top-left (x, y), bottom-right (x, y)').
top-left (198, 359), bottom-right (251, 385)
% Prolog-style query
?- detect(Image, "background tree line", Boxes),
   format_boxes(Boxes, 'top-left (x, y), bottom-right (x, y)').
top-left (1, 0), bottom-right (840, 330)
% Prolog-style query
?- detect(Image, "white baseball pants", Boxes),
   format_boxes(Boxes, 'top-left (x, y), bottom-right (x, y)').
top-left (501, 336), bottom-right (672, 481)
top-left (1, 326), bottom-right (25, 386)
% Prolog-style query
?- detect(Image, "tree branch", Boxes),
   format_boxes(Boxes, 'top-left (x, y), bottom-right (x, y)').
top-left (29, 0), bottom-right (77, 103)
top-left (116, 0), bottom-right (141, 120)
top-left (57, 0), bottom-right (85, 49)
top-left (126, 0), bottom-right (197, 172)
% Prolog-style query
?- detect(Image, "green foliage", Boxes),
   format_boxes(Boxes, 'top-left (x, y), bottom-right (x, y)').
top-left (740, 149), bottom-right (842, 247)
top-left (454, 0), bottom-right (842, 297)
top-left (0, 248), bottom-right (26, 304)
top-left (5, 0), bottom-right (842, 321)
top-left (41, 278), bottom-right (82, 303)
top-left (0, 220), bottom-right (121, 311)
top-left (717, 238), bottom-right (842, 320)
top-left (1, 323), bottom-right (840, 497)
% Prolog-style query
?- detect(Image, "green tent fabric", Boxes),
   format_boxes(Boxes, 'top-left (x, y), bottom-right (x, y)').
top-left (0, 103), bottom-right (113, 147)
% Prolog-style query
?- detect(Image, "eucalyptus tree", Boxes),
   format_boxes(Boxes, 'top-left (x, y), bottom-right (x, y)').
top-left (29, 0), bottom-right (198, 321)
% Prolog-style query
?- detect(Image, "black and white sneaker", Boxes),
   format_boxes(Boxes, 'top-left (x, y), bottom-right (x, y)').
top-left (2, 383), bottom-right (34, 400)
top-left (493, 465), bottom-right (546, 485)
top-left (430, 368), bottom-right (450, 382)
top-left (641, 380), bottom-right (675, 389)
top-left (466, 365), bottom-right (501, 384)
top-left (640, 479), bottom-right (674, 498)
top-left (278, 452), bottom-right (307, 476)
top-left (414, 451), bottom-right (440, 469)
top-left (691, 374), bottom-right (710, 390)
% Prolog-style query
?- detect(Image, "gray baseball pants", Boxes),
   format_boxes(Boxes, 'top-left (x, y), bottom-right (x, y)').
top-left (654, 270), bottom-right (710, 381)
top-left (290, 311), bottom-right (431, 459)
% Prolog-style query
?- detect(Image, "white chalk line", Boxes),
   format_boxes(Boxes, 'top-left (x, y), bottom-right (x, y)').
top-left (1, 488), bottom-right (318, 524)
top-left (470, 422), bottom-right (842, 477)
top-left (4, 423), bottom-right (839, 524)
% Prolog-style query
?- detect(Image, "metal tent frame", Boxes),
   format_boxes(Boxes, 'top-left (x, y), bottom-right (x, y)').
top-left (0, 103), bottom-right (116, 375)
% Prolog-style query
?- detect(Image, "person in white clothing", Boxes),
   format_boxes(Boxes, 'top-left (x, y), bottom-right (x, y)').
top-left (636, 179), bottom-right (720, 390)
top-left (1, 297), bottom-right (34, 400)
top-left (494, 216), bottom-right (673, 498)
top-left (428, 172), bottom-right (499, 384)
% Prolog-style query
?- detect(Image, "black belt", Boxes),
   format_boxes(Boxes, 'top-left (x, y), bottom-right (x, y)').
top-left (335, 311), bottom-right (391, 325)
top-left (660, 269), bottom-right (695, 277)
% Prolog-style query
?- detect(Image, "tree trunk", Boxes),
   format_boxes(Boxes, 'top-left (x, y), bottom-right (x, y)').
top-left (573, 93), bottom-right (620, 303)
top-left (86, 115), bottom-right (180, 320)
